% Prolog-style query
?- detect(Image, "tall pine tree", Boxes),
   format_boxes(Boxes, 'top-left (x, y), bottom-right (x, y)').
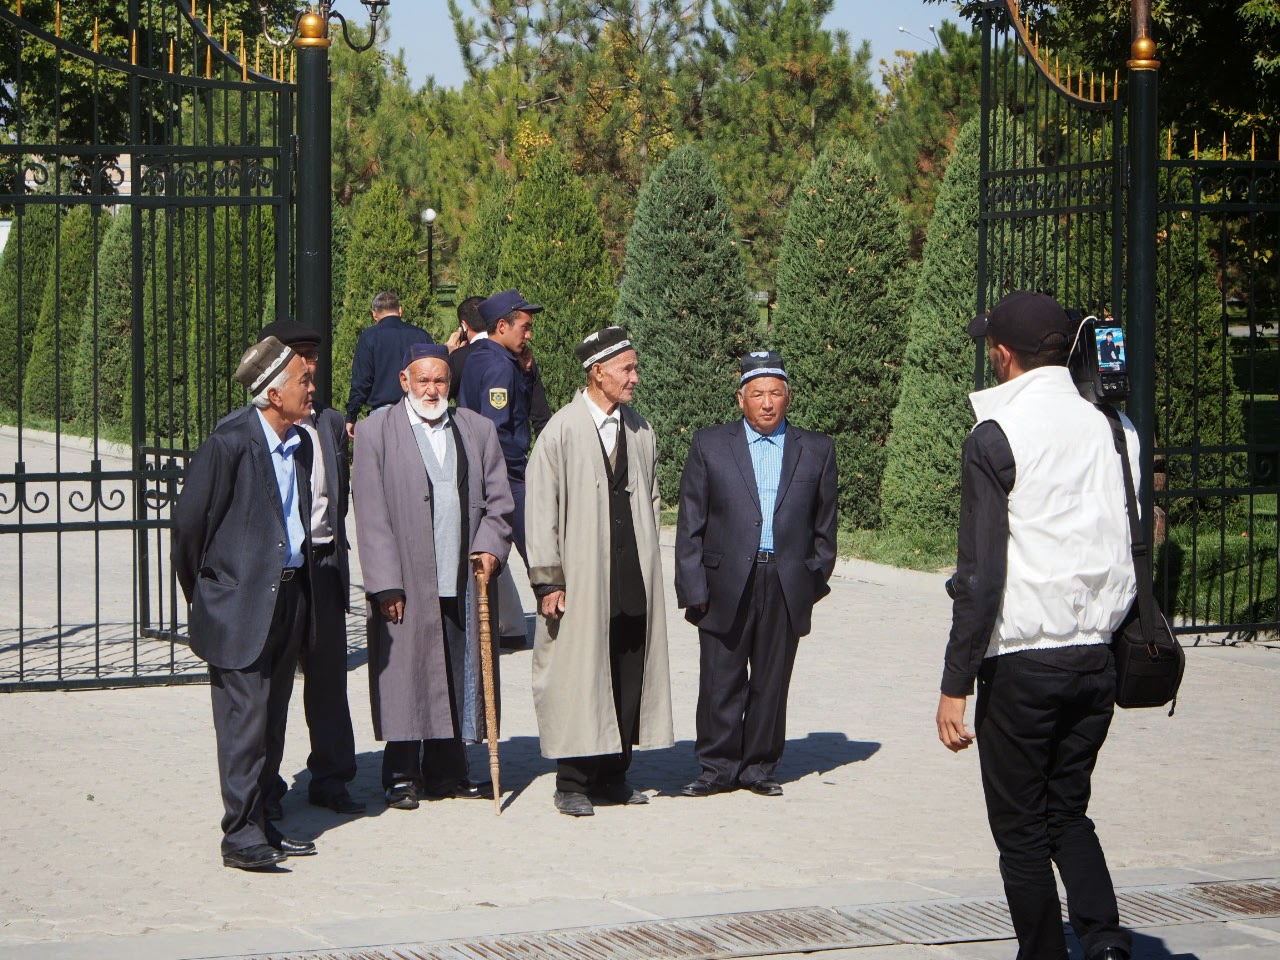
top-left (881, 118), bottom-right (983, 536)
top-left (455, 169), bottom-right (514, 301)
top-left (497, 147), bottom-right (616, 411)
top-left (772, 141), bottom-right (911, 529)
top-left (615, 144), bottom-right (755, 502)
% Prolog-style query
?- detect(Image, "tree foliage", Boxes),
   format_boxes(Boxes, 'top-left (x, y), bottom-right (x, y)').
top-left (881, 118), bottom-right (984, 537)
top-left (72, 208), bottom-right (132, 429)
top-left (616, 145), bottom-right (755, 502)
top-left (455, 170), bottom-right (515, 301)
top-left (772, 141), bottom-right (912, 529)
top-left (23, 205), bottom-right (104, 420)
top-left (496, 148), bottom-right (617, 411)
top-left (332, 179), bottom-right (434, 412)
top-left (0, 202), bottom-right (58, 411)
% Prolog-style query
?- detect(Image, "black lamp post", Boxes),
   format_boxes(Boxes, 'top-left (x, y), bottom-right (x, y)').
top-left (257, 0), bottom-right (390, 406)
top-left (421, 208), bottom-right (437, 298)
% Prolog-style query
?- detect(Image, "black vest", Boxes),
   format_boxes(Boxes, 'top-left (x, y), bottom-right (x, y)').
top-left (602, 422), bottom-right (646, 618)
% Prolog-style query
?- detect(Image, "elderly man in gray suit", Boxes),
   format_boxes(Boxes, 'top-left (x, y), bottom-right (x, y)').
top-left (173, 337), bottom-right (321, 870)
top-left (674, 351), bottom-right (838, 799)
top-left (353, 343), bottom-right (514, 810)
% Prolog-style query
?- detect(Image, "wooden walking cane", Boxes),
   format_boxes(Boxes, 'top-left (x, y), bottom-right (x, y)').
top-left (470, 554), bottom-right (502, 815)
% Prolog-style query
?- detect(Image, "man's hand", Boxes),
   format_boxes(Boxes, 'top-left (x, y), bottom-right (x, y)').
top-left (936, 693), bottom-right (975, 752)
top-left (379, 593), bottom-right (405, 624)
top-left (540, 589), bottom-right (566, 620)
top-left (519, 344), bottom-right (535, 373)
top-left (446, 326), bottom-right (467, 353)
top-left (345, 421), bottom-right (356, 441)
top-left (471, 552), bottom-right (497, 583)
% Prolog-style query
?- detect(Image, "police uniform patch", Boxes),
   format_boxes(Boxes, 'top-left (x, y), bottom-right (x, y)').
top-left (488, 387), bottom-right (509, 410)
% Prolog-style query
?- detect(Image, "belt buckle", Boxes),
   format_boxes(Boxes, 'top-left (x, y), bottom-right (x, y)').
top-left (755, 550), bottom-right (774, 563)
top-left (280, 568), bottom-right (297, 582)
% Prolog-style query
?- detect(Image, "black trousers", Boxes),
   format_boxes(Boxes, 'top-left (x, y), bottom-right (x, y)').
top-left (382, 598), bottom-right (472, 792)
top-left (556, 613), bottom-right (646, 794)
top-left (267, 544), bottom-right (356, 804)
top-left (509, 478), bottom-right (527, 566)
top-left (695, 562), bottom-right (799, 787)
top-left (976, 651), bottom-right (1131, 960)
top-left (208, 572), bottom-right (307, 854)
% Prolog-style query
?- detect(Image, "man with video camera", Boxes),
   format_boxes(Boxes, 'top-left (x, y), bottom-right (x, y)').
top-left (936, 291), bottom-right (1139, 960)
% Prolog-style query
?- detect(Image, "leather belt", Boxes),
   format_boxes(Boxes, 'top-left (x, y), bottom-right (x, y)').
top-left (280, 567), bottom-right (303, 582)
top-left (754, 550), bottom-right (775, 563)
top-left (312, 540), bottom-right (337, 559)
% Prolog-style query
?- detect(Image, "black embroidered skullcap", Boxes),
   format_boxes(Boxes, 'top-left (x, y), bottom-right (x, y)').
top-left (402, 342), bottom-right (450, 369)
top-left (739, 350), bottom-right (787, 386)
top-left (574, 326), bottom-right (633, 369)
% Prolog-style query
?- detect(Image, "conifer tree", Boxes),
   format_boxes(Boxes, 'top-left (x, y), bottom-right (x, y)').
top-left (455, 170), bottom-right (514, 301)
top-left (881, 118), bottom-right (983, 536)
top-left (772, 141), bottom-right (911, 529)
top-left (0, 202), bottom-right (59, 411)
top-left (72, 208), bottom-right (131, 429)
top-left (23, 205), bottom-right (104, 420)
top-left (497, 148), bottom-right (616, 411)
top-left (615, 144), bottom-right (755, 502)
top-left (333, 179), bottom-right (434, 412)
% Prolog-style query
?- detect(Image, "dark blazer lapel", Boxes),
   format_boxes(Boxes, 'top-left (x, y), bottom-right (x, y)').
top-left (729, 419), bottom-right (762, 516)
top-left (774, 423), bottom-right (803, 509)
top-left (248, 414), bottom-right (287, 531)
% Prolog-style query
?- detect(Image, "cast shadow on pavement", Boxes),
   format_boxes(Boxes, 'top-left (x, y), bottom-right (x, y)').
top-left (1066, 929), bottom-right (1190, 959)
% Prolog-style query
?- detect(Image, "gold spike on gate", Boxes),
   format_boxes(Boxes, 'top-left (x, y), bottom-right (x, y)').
top-left (169, 37), bottom-right (175, 73)
top-left (1167, 129), bottom-right (1173, 160)
top-left (93, 17), bottom-right (99, 53)
top-left (54, 2), bottom-right (60, 37)
top-left (240, 33), bottom-right (246, 81)
top-left (1193, 130), bottom-right (1200, 160)
top-left (223, 18), bottom-right (229, 52)
top-left (1222, 132), bottom-right (1228, 160)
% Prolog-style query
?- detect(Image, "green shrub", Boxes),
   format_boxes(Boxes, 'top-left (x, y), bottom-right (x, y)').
top-left (881, 118), bottom-right (983, 537)
top-left (772, 141), bottom-right (911, 529)
top-left (497, 148), bottom-right (617, 411)
top-left (455, 170), bottom-right (514, 303)
top-left (72, 208), bottom-right (131, 428)
top-left (0, 202), bottom-right (59, 412)
top-left (615, 145), bottom-right (756, 502)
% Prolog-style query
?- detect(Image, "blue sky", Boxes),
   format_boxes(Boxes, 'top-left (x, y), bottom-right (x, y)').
top-left (378, 1), bottom-right (961, 91)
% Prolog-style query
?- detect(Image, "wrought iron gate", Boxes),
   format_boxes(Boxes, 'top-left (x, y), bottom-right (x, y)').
top-left (977, 0), bottom-right (1278, 639)
top-left (0, 2), bottom-right (295, 689)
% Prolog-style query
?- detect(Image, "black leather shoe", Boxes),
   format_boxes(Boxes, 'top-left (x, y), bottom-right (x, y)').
top-left (744, 779), bottom-right (784, 797)
top-left (263, 797), bottom-right (284, 822)
top-left (385, 781), bottom-right (420, 810)
top-left (591, 782), bottom-right (649, 805)
top-left (266, 827), bottom-right (317, 856)
top-left (681, 779), bottom-right (735, 797)
top-left (222, 844), bottom-right (287, 870)
top-left (553, 790), bottom-right (594, 817)
top-left (309, 791), bottom-right (365, 815)
top-left (425, 779), bottom-right (493, 800)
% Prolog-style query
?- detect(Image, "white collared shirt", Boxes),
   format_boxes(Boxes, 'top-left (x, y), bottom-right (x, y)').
top-left (580, 390), bottom-right (619, 458)
top-left (406, 399), bottom-right (451, 463)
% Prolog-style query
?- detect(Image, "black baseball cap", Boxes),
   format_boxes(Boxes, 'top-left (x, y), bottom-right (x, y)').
top-left (968, 291), bottom-right (1074, 354)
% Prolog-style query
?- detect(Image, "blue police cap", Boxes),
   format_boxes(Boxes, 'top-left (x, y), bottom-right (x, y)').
top-left (478, 289), bottom-right (543, 326)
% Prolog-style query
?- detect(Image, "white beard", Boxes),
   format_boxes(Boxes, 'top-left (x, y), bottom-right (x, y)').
top-left (408, 394), bottom-right (448, 422)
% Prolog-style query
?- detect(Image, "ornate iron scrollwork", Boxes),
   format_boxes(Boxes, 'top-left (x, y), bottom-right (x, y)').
top-left (67, 460), bottom-right (129, 514)
top-left (0, 462), bottom-right (52, 516)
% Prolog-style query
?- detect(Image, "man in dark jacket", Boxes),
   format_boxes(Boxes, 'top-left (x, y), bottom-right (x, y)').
top-left (344, 290), bottom-right (434, 439)
top-left (173, 338), bottom-right (320, 870)
top-left (257, 319), bottom-right (361, 818)
top-left (674, 351), bottom-right (838, 798)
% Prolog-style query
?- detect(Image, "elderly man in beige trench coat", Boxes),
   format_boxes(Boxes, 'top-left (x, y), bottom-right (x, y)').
top-left (527, 325), bottom-right (673, 817)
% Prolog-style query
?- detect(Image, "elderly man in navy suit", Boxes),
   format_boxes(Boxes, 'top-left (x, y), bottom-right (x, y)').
top-left (173, 337), bottom-right (320, 870)
top-left (674, 351), bottom-right (838, 798)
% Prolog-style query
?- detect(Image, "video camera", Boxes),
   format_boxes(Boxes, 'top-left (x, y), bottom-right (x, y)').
top-left (1067, 310), bottom-right (1129, 404)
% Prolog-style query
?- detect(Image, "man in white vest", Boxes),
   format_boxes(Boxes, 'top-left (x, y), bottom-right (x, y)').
top-left (936, 291), bottom-right (1137, 960)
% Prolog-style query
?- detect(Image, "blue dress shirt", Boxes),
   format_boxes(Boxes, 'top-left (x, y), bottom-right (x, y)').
top-left (744, 418), bottom-right (786, 552)
top-left (256, 410), bottom-right (306, 569)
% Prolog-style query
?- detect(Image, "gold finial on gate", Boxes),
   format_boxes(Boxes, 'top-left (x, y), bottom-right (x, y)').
top-left (240, 33), bottom-right (247, 81)
top-left (1222, 132), bottom-right (1228, 161)
top-left (169, 37), bottom-right (175, 73)
top-left (1193, 130), bottom-right (1199, 160)
top-left (15, 1), bottom-right (20, 20)
top-left (54, 2), bottom-right (60, 37)
top-left (255, 37), bottom-right (261, 75)
top-left (1251, 130), bottom-right (1256, 162)
top-left (223, 18), bottom-right (229, 52)
top-left (206, 43), bottom-right (212, 79)
top-left (1089, 72), bottom-right (1095, 101)
top-left (290, 51), bottom-right (296, 83)
top-left (131, 28), bottom-right (138, 65)
top-left (93, 17), bottom-right (99, 53)
top-left (1167, 129), bottom-right (1173, 160)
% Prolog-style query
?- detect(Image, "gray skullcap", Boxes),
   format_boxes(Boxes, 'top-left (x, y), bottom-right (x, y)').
top-left (968, 290), bottom-right (1074, 354)
top-left (575, 326), bottom-right (633, 369)
top-left (234, 336), bottom-right (296, 397)
top-left (739, 350), bottom-right (787, 386)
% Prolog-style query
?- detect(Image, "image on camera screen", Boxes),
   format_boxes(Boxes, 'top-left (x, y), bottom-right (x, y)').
top-left (1096, 326), bottom-right (1125, 370)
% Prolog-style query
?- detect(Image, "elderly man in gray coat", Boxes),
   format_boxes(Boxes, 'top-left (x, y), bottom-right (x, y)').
top-left (353, 343), bottom-right (514, 810)
top-left (527, 326), bottom-right (673, 817)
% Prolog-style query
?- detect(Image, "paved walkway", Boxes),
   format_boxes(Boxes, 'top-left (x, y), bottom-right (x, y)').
top-left (1, 502), bottom-right (1278, 958)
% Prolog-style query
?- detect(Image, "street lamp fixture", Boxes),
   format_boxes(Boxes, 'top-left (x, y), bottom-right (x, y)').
top-left (421, 208), bottom-right (437, 297)
top-left (258, 1), bottom-right (390, 52)
top-left (897, 24), bottom-right (941, 50)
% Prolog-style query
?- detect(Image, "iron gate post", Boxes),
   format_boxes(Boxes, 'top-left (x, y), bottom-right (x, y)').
top-left (295, 14), bottom-right (333, 407)
top-left (1127, 1), bottom-right (1160, 547)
